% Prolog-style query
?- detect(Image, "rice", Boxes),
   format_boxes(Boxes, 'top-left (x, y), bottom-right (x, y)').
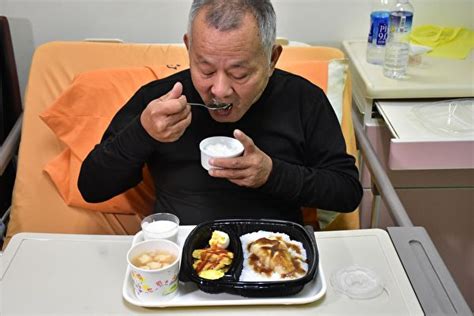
top-left (205, 143), bottom-right (236, 156)
top-left (239, 230), bottom-right (308, 282)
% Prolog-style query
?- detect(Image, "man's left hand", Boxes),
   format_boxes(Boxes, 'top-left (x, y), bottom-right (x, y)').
top-left (208, 129), bottom-right (272, 188)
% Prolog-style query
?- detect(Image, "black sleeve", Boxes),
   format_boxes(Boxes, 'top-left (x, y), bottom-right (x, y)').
top-left (78, 87), bottom-right (157, 202)
top-left (259, 90), bottom-right (362, 212)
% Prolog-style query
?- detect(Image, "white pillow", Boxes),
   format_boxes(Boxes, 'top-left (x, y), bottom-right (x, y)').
top-left (319, 59), bottom-right (349, 229)
top-left (327, 59), bottom-right (348, 124)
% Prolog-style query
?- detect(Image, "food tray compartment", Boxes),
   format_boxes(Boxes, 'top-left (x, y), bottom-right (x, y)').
top-left (179, 219), bottom-right (319, 297)
top-left (178, 222), bottom-right (243, 289)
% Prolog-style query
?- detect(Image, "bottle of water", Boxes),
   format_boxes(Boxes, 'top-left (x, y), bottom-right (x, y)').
top-left (383, 0), bottom-right (414, 79)
top-left (366, 0), bottom-right (393, 65)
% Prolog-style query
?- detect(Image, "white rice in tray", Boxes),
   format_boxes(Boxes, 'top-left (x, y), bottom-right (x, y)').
top-left (239, 230), bottom-right (308, 282)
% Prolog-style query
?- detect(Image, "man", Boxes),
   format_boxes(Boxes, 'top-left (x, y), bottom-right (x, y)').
top-left (78, 0), bottom-right (362, 225)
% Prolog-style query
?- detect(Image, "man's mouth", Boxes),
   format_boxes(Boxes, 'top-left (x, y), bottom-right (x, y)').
top-left (214, 104), bottom-right (233, 116)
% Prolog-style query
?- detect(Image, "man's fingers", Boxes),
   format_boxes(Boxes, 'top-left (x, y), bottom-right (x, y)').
top-left (150, 95), bottom-right (188, 115)
top-left (158, 82), bottom-right (183, 102)
top-left (209, 167), bottom-right (247, 180)
top-left (210, 157), bottom-right (246, 170)
top-left (233, 129), bottom-right (255, 154)
top-left (165, 104), bottom-right (191, 125)
top-left (171, 112), bottom-right (192, 133)
top-left (156, 113), bottom-right (192, 143)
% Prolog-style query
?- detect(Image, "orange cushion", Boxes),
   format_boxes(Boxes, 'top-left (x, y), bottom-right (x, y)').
top-left (40, 61), bottom-right (330, 215)
top-left (40, 66), bottom-right (179, 214)
top-left (278, 60), bottom-right (328, 93)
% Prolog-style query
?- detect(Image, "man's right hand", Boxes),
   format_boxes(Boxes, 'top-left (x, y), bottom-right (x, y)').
top-left (140, 82), bottom-right (192, 142)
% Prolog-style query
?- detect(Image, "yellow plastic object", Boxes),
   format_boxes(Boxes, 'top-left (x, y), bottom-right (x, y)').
top-left (409, 25), bottom-right (474, 59)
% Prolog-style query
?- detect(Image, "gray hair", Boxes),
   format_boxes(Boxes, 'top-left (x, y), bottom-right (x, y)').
top-left (187, 0), bottom-right (277, 58)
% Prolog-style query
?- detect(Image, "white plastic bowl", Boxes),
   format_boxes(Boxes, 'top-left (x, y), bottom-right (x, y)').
top-left (199, 136), bottom-right (244, 170)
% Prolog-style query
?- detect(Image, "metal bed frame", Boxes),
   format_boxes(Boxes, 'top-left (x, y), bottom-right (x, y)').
top-left (352, 108), bottom-right (471, 315)
top-left (0, 16), bottom-right (23, 242)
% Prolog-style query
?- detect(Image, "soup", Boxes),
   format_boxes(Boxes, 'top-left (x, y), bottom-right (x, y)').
top-left (131, 250), bottom-right (177, 270)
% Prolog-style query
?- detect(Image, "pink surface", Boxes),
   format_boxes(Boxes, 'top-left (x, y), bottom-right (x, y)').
top-left (389, 140), bottom-right (474, 170)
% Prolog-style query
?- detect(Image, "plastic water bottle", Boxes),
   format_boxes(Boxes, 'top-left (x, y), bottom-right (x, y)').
top-left (366, 0), bottom-right (393, 65)
top-left (383, 0), bottom-right (414, 79)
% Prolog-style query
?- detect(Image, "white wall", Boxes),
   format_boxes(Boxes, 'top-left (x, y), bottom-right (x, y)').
top-left (1, 0), bottom-right (473, 99)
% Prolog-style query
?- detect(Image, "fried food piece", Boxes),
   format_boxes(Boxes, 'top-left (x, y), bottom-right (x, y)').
top-left (199, 269), bottom-right (225, 280)
top-left (192, 231), bottom-right (234, 280)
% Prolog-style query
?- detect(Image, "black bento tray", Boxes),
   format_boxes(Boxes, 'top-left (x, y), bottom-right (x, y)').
top-left (179, 219), bottom-right (319, 297)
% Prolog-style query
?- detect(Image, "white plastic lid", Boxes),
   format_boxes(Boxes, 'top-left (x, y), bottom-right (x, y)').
top-left (412, 99), bottom-right (474, 137)
top-left (330, 265), bottom-right (385, 299)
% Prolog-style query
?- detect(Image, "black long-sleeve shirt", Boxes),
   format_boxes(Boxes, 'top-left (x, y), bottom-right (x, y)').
top-left (78, 69), bottom-right (362, 224)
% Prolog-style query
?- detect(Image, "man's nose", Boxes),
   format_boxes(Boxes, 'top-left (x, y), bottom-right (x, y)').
top-left (210, 73), bottom-right (233, 100)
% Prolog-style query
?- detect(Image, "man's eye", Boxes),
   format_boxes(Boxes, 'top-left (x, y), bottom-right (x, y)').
top-left (200, 69), bottom-right (215, 77)
top-left (233, 74), bottom-right (248, 80)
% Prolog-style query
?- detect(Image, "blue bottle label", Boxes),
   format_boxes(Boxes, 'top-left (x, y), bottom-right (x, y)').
top-left (368, 11), bottom-right (390, 46)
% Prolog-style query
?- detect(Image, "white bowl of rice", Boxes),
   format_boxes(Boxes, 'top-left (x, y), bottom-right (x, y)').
top-left (199, 136), bottom-right (244, 170)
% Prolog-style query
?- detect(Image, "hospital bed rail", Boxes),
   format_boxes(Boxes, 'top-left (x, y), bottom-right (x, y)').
top-left (0, 114), bottom-right (21, 240)
top-left (0, 113), bottom-right (22, 176)
top-left (352, 107), bottom-right (471, 315)
top-left (0, 16), bottom-right (23, 245)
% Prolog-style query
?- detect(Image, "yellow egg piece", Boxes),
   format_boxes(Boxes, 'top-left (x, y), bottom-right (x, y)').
top-left (209, 230), bottom-right (230, 249)
top-left (199, 269), bottom-right (225, 280)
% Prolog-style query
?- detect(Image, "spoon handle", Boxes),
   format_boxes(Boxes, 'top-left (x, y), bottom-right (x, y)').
top-left (188, 102), bottom-right (230, 110)
top-left (188, 102), bottom-right (208, 108)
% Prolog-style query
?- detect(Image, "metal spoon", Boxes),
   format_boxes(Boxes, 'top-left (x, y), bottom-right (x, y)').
top-left (188, 101), bottom-right (232, 111)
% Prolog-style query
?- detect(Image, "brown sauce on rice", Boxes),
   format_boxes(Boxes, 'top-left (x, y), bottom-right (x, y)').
top-left (247, 236), bottom-right (306, 278)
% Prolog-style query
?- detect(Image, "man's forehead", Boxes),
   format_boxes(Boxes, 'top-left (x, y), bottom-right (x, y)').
top-left (194, 53), bottom-right (252, 68)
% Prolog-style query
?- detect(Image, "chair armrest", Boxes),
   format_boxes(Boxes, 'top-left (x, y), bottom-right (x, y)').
top-left (0, 113), bottom-right (23, 175)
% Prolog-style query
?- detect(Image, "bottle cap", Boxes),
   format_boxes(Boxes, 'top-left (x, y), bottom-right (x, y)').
top-left (330, 265), bottom-right (385, 299)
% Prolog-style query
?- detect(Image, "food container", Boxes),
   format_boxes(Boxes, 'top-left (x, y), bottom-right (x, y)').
top-left (179, 219), bottom-right (319, 297)
top-left (141, 212), bottom-right (180, 243)
top-left (127, 239), bottom-right (181, 302)
top-left (199, 136), bottom-right (244, 170)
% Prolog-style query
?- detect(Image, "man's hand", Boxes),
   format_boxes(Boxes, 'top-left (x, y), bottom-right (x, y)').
top-left (208, 129), bottom-right (273, 188)
top-left (140, 82), bottom-right (191, 142)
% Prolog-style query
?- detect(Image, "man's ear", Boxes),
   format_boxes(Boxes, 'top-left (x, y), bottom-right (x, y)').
top-left (269, 44), bottom-right (283, 73)
top-left (183, 33), bottom-right (190, 50)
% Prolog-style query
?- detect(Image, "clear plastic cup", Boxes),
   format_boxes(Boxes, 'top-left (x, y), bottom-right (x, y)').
top-left (141, 213), bottom-right (179, 243)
